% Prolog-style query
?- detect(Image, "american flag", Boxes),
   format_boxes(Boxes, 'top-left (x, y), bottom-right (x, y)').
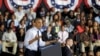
top-left (44, 0), bottom-right (82, 11)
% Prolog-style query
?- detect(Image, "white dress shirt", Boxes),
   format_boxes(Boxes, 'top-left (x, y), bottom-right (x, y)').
top-left (58, 31), bottom-right (69, 43)
top-left (24, 27), bottom-right (45, 51)
top-left (27, 11), bottom-right (36, 20)
top-left (14, 10), bottom-right (25, 22)
top-left (2, 31), bottom-right (17, 42)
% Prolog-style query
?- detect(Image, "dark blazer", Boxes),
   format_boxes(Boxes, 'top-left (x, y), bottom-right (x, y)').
top-left (42, 31), bottom-right (54, 41)
top-left (62, 46), bottom-right (73, 56)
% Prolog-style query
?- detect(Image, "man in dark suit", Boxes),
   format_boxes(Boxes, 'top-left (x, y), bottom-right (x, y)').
top-left (42, 25), bottom-right (54, 41)
top-left (62, 38), bottom-right (73, 56)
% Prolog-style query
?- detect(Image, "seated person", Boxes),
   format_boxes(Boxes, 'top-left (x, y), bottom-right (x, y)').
top-left (42, 25), bottom-right (54, 41)
top-left (80, 26), bottom-right (94, 56)
top-left (58, 25), bottom-right (69, 47)
top-left (2, 27), bottom-right (17, 55)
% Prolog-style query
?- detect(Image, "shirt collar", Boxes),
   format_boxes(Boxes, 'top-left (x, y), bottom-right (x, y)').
top-left (32, 27), bottom-right (40, 31)
top-left (67, 45), bottom-right (70, 49)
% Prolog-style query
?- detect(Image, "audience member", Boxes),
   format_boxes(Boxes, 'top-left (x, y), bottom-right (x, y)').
top-left (16, 28), bottom-right (25, 56)
top-left (14, 6), bottom-right (25, 22)
top-left (62, 38), bottom-right (73, 56)
top-left (58, 25), bottom-right (69, 47)
top-left (2, 27), bottom-right (17, 55)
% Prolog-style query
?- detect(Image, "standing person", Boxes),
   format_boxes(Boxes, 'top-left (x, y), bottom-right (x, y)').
top-left (16, 28), bottom-right (25, 56)
top-left (27, 7), bottom-right (36, 21)
top-left (14, 6), bottom-right (25, 22)
top-left (24, 18), bottom-right (57, 56)
top-left (62, 38), bottom-right (73, 56)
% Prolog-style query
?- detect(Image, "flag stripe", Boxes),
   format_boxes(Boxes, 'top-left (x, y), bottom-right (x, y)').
top-left (43, 0), bottom-right (82, 11)
top-left (4, 0), bottom-right (42, 12)
top-left (0, 0), bottom-right (2, 9)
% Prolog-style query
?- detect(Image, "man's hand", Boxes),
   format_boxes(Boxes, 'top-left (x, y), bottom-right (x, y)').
top-left (29, 35), bottom-right (41, 45)
top-left (46, 39), bottom-right (58, 45)
top-left (34, 35), bottom-right (41, 40)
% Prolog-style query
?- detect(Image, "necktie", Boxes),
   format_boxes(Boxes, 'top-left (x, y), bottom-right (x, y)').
top-left (37, 31), bottom-right (41, 56)
top-left (37, 31), bottom-right (40, 51)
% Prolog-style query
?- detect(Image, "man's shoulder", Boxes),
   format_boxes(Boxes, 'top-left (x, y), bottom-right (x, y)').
top-left (95, 16), bottom-right (99, 19)
top-left (27, 28), bottom-right (36, 33)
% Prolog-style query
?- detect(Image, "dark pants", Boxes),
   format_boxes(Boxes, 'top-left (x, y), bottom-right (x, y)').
top-left (25, 48), bottom-right (37, 56)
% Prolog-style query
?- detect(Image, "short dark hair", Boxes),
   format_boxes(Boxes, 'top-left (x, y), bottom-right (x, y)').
top-left (17, 5), bottom-right (22, 8)
top-left (34, 18), bottom-right (42, 22)
top-left (65, 38), bottom-right (73, 42)
top-left (0, 23), bottom-right (4, 27)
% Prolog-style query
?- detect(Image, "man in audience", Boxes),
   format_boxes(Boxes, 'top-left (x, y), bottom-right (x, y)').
top-left (14, 6), bottom-right (25, 22)
top-left (58, 25), bottom-right (69, 47)
top-left (62, 38), bottom-right (73, 56)
top-left (27, 7), bottom-right (36, 21)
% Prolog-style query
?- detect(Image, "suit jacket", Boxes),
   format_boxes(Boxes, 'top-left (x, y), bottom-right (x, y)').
top-left (62, 46), bottom-right (73, 56)
top-left (42, 31), bottom-right (54, 41)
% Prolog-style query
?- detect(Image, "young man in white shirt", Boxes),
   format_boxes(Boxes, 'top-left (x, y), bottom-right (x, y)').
top-left (62, 38), bottom-right (73, 56)
top-left (24, 18), bottom-right (57, 56)
top-left (58, 25), bottom-right (69, 47)
top-left (2, 27), bottom-right (17, 55)
top-left (14, 6), bottom-right (25, 22)
top-left (27, 7), bottom-right (36, 21)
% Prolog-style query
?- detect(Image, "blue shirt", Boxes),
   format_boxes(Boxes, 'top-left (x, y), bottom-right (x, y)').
top-left (95, 16), bottom-right (100, 24)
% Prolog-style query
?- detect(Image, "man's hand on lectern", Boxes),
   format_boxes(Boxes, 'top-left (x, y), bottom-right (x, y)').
top-left (45, 39), bottom-right (58, 45)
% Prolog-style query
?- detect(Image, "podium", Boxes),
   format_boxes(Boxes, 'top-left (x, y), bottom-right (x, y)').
top-left (40, 43), bottom-right (62, 56)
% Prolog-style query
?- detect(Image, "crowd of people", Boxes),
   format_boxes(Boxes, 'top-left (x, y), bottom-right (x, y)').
top-left (0, 6), bottom-right (100, 56)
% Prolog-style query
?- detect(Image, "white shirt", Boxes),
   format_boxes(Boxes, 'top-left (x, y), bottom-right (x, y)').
top-left (65, 25), bottom-right (74, 33)
top-left (14, 10), bottom-right (25, 22)
top-left (95, 16), bottom-right (100, 24)
top-left (27, 11), bottom-right (36, 20)
top-left (58, 31), bottom-right (69, 43)
top-left (24, 27), bottom-right (46, 51)
top-left (19, 24), bottom-right (26, 29)
top-left (2, 31), bottom-right (17, 42)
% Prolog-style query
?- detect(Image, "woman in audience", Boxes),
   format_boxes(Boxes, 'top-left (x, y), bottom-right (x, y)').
top-left (16, 28), bottom-right (25, 56)
top-left (18, 19), bottom-right (26, 31)
top-left (9, 21), bottom-right (16, 32)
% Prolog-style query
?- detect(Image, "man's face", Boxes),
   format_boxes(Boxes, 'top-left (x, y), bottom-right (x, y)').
top-left (0, 25), bottom-right (4, 31)
top-left (61, 26), bottom-right (65, 31)
top-left (18, 7), bottom-right (23, 11)
top-left (35, 19), bottom-right (43, 29)
top-left (63, 8), bottom-right (67, 12)
top-left (69, 39), bottom-right (73, 47)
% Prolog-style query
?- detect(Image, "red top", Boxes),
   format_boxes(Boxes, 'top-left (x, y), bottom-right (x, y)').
top-left (76, 25), bottom-right (85, 33)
